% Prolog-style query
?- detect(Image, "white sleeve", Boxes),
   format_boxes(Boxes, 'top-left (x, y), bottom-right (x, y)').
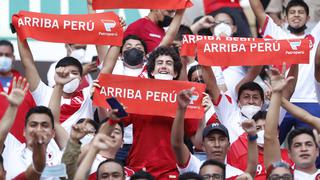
top-left (31, 80), bottom-right (53, 106)
top-left (261, 15), bottom-right (289, 39)
top-left (47, 63), bottom-right (57, 87)
top-left (177, 154), bottom-right (202, 174)
top-left (214, 92), bottom-right (238, 125)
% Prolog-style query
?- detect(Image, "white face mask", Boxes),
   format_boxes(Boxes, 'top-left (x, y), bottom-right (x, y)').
top-left (0, 56), bottom-right (12, 72)
top-left (256, 130), bottom-right (265, 146)
top-left (70, 48), bottom-right (86, 63)
top-left (63, 77), bottom-right (80, 94)
top-left (213, 23), bottom-right (232, 37)
top-left (240, 105), bottom-right (261, 119)
top-left (154, 73), bottom-right (174, 80)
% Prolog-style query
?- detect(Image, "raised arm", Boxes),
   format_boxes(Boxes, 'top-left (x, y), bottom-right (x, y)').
top-left (23, 131), bottom-right (47, 179)
top-left (190, 16), bottom-right (215, 35)
top-left (48, 67), bottom-right (75, 149)
top-left (241, 119), bottom-right (258, 177)
top-left (159, 9), bottom-right (185, 47)
top-left (282, 64), bottom-right (298, 100)
top-left (264, 68), bottom-right (293, 168)
top-left (0, 77), bottom-right (28, 152)
top-left (74, 133), bottom-right (116, 180)
top-left (281, 97), bottom-right (320, 132)
top-left (171, 88), bottom-right (194, 165)
top-left (62, 119), bottom-right (95, 180)
top-left (248, 0), bottom-right (267, 29)
top-left (17, 37), bottom-right (41, 92)
top-left (201, 66), bottom-right (221, 104)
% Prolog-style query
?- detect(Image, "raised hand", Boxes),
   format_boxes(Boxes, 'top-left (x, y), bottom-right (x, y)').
top-left (119, 17), bottom-right (126, 30)
top-left (202, 92), bottom-right (212, 113)
top-left (242, 119), bottom-right (257, 136)
top-left (267, 66), bottom-right (294, 93)
top-left (70, 119), bottom-right (96, 143)
top-left (177, 87), bottom-right (195, 109)
top-left (197, 16), bottom-right (215, 29)
top-left (92, 133), bottom-right (116, 150)
top-left (54, 67), bottom-right (77, 86)
top-left (0, 76), bottom-right (28, 107)
top-left (83, 62), bottom-right (98, 75)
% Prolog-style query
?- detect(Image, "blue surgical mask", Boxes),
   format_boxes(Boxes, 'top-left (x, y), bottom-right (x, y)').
top-left (0, 56), bottom-right (12, 72)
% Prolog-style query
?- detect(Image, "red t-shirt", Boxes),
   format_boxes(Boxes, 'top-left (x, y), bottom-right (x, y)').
top-left (203, 0), bottom-right (241, 15)
top-left (227, 133), bottom-right (294, 180)
top-left (124, 17), bottom-right (165, 53)
top-left (123, 114), bottom-right (199, 180)
top-left (0, 70), bottom-right (36, 143)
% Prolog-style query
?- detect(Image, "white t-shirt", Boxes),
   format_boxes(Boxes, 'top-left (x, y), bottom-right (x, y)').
top-left (3, 133), bottom-right (62, 179)
top-left (222, 66), bottom-right (247, 100)
top-left (177, 153), bottom-right (243, 178)
top-left (31, 81), bottom-right (93, 133)
top-left (294, 169), bottom-right (320, 179)
top-left (262, 15), bottom-right (320, 103)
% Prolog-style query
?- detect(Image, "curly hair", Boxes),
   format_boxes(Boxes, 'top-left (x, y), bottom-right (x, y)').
top-left (146, 46), bottom-right (182, 80)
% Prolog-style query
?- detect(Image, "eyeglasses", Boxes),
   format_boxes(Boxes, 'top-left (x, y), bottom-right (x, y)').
top-left (202, 173), bottom-right (224, 180)
top-left (268, 174), bottom-right (293, 180)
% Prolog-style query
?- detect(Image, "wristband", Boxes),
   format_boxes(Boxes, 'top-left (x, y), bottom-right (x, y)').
top-left (108, 119), bottom-right (118, 125)
top-left (248, 134), bottom-right (258, 142)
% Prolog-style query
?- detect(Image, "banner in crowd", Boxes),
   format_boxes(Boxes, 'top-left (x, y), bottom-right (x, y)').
top-left (92, 0), bottom-right (193, 10)
top-left (181, 35), bottom-right (311, 66)
top-left (93, 74), bottom-right (206, 119)
top-left (12, 11), bottom-right (123, 46)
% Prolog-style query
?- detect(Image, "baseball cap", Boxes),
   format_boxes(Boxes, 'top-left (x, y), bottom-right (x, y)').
top-left (202, 123), bottom-right (229, 140)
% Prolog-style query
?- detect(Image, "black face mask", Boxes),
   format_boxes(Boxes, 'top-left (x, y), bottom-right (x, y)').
top-left (158, 15), bottom-right (173, 28)
top-left (123, 48), bottom-right (144, 66)
top-left (287, 24), bottom-right (307, 34)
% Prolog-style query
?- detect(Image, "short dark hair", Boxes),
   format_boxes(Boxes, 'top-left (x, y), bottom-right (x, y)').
top-left (187, 65), bottom-right (202, 81)
top-left (121, 35), bottom-right (148, 53)
top-left (25, 106), bottom-right (54, 129)
top-left (200, 159), bottom-right (226, 179)
top-left (237, 81), bottom-right (264, 103)
top-left (286, 0), bottom-right (309, 16)
top-left (55, 56), bottom-right (83, 76)
top-left (178, 172), bottom-right (203, 180)
top-left (76, 118), bottom-right (99, 133)
top-left (287, 127), bottom-right (317, 150)
top-left (175, 25), bottom-right (193, 41)
top-left (97, 159), bottom-right (125, 179)
top-left (147, 46), bottom-right (182, 80)
top-left (130, 170), bottom-right (155, 180)
top-left (210, 9), bottom-right (236, 25)
top-left (252, 111), bottom-right (267, 122)
top-left (0, 40), bottom-right (14, 53)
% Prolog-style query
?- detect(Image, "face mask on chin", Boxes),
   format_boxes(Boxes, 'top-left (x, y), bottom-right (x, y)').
top-left (158, 15), bottom-right (173, 28)
top-left (154, 73), bottom-right (174, 80)
top-left (0, 56), bottom-right (12, 73)
top-left (287, 24), bottom-right (307, 34)
top-left (240, 105), bottom-right (261, 119)
top-left (70, 48), bottom-right (86, 63)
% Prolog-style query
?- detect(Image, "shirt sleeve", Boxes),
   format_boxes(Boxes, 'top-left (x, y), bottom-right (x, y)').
top-left (31, 81), bottom-right (53, 106)
top-left (176, 153), bottom-right (201, 174)
top-left (260, 15), bottom-right (288, 39)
